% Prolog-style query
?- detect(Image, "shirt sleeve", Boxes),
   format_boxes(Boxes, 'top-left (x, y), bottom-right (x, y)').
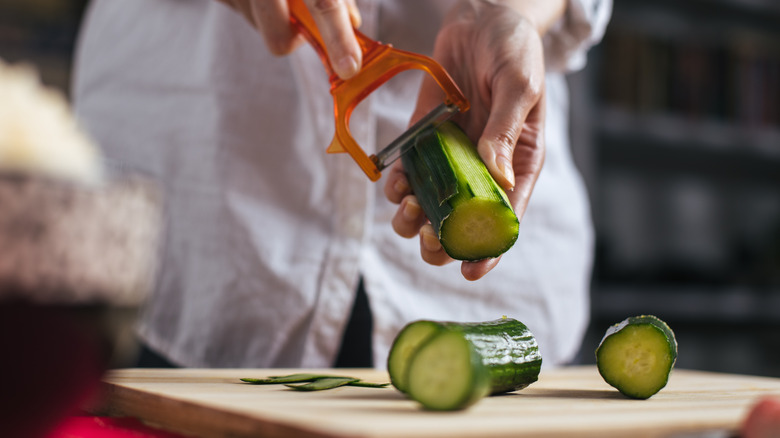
top-left (543, 0), bottom-right (613, 73)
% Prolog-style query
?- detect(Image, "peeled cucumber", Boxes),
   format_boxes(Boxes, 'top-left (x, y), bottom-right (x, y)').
top-left (402, 122), bottom-right (519, 261)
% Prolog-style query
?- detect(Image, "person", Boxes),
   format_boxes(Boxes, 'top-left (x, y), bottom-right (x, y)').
top-left (72, 0), bottom-right (611, 369)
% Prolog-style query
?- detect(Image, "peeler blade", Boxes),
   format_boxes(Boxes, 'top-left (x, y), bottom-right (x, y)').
top-left (371, 103), bottom-right (460, 172)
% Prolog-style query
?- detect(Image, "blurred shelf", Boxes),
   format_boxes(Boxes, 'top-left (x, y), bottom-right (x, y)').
top-left (0, 0), bottom-right (88, 95)
top-left (598, 107), bottom-right (780, 159)
top-left (595, 107), bottom-right (780, 185)
top-left (610, 0), bottom-right (780, 37)
top-left (565, 0), bottom-right (780, 379)
top-left (703, 0), bottom-right (780, 15)
top-left (591, 283), bottom-right (780, 324)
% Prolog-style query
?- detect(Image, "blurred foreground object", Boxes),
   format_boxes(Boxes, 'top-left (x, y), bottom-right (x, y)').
top-left (743, 396), bottom-right (780, 438)
top-left (0, 59), bottom-right (101, 184)
top-left (0, 175), bottom-right (159, 305)
top-left (0, 59), bottom-right (161, 438)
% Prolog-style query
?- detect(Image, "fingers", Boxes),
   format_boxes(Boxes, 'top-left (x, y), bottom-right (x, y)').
top-left (476, 66), bottom-right (544, 193)
top-left (219, 0), bottom-right (361, 79)
top-left (419, 224), bottom-right (501, 278)
top-left (508, 89), bottom-right (546, 218)
top-left (344, 0), bottom-right (361, 28)
top-left (242, 0), bottom-right (304, 55)
top-left (461, 258), bottom-right (501, 281)
top-left (385, 165), bottom-right (500, 277)
top-left (383, 162), bottom-right (411, 204)
top-left (385, 162), bottom-right (426, 240)
top-left (419, 225), bottom-right (455, 266)
top-left (391, 195), bottom-right (426, 238)
top-left (303, 0), bottom-right (362, 78)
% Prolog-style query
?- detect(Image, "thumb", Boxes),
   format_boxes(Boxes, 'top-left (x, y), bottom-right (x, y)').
top-left (477, 77), bottom-right (544, 193)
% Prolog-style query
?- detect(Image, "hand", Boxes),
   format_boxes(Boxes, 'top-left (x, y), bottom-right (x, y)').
top-left (216, 0), bottom-right (362, 79)
top-left (384, 0), bottom-right (561, 281)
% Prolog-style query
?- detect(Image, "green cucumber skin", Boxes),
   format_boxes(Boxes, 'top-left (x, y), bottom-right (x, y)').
top-left (400, 130), bottom-right (455, 236)
top-left (449, 318), bottom-right (542, 394)
top-left (400, 122), bottom-right (518, 261)
top-left (596, 315), bottom-right (678, 399)
top-left (285, 377), bottom-right (358, 391)
top-left (389, 317), bottom-right (542, 396)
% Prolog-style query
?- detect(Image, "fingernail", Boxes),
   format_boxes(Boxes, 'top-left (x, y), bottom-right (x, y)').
top-left (402, 197), bottom-right (421, 221)
top-left (421, 227), bottom-right (441, 252)
top-left (335, 54), bottom-right (359, 79)
top-left (496, 155), bottom-right (515, 189)
top-left (394, 178), bottom-right (410, 196)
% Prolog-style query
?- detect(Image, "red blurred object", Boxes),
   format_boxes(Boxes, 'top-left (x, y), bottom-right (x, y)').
top-left (0, 302), bottom-right (105, 438)
top-left (47, 416), bottom-right (187, 438)
top-left (742, 395), bottom-right (780, 438)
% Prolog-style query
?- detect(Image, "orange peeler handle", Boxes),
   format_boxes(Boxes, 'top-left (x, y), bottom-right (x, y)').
top-left (288, 0), bottom-right (469, 181)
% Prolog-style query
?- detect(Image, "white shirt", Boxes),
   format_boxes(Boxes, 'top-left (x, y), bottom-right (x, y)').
top-left (73, 0), bottom-right (611, 368)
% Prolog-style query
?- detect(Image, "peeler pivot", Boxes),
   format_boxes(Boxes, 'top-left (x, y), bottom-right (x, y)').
top-left (288, 0), bottom-right (469, 182)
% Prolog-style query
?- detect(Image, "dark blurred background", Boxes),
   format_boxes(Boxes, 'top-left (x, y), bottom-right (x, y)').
top-left (0, 0), bottom-right (87, 93)
top-left (570, 0), bottom-right (780, 377)
top-left (1, 0), bottom-right (778, 377)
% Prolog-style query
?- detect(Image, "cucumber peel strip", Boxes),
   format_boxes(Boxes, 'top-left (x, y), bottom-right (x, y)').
top-left (285, 377), bottom-right (359, 391)
top-left (241, 373), bottom-right (389, 391)
top-left (241, 373), bottom-right (335, 384)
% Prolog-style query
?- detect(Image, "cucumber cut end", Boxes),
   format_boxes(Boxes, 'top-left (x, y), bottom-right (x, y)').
top-left (387, 321), bottom-right (442, 393)
top-left (596, 322), bottom-right (676, 399)
top-left (440, 198), bottom-right (519, 261)
top-left (407, 331), bottom-right (490, 411)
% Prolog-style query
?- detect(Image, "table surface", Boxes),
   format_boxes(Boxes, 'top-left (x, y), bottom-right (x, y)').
top-left (93, 366), bottom-right (780, 438)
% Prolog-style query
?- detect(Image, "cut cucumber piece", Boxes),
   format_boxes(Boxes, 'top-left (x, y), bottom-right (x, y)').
top-left (406, 330), bottom-right (491, 411)
top-left (595, 315), bottom-right (678, 399)
top-left (401, 121), bottom-right (519, 261)
top-left (386, 320), bottom-right (444, 394)
top-left (453, 318), bottom-right (542, 395)
top-left (388, 317), bottom-right (542, 410)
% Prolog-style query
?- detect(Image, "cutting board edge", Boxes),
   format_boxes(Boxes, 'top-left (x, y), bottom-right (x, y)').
top-left (91, 381), bottom-right (348, 438)
top-left (91, 366), bottom-right (780, 438)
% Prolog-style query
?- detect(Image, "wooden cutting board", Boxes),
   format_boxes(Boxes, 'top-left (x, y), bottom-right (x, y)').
top-left (93, 366), bottom-right (780, 438)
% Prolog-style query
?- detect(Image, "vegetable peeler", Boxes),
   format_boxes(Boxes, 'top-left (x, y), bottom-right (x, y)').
top-left (288, 0), bottom-right (470, 182)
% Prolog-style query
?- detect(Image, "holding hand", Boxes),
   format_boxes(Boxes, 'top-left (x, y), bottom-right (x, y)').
top-left (217, 0), bottom-right (363, 79)
top-left (384, 0), bottom-right (564, 280)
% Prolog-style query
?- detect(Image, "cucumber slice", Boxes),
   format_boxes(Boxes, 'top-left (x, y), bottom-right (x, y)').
top-left (387, 320), bottom-right (444, 393)
top-left (406, 330), bottom-right (491, 411)
top-left (595, 315), bottom-right (678, 399)
top-left (388, 317), bottom-right (542, 410)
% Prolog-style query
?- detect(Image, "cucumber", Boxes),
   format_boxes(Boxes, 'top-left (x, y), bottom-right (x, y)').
top-left (401, 121), bottom-right (519, 261)
top-left (387, 317), bottom-right (542, 410)
top-left (595, 315), bottom-right (678, 399)
top-left (386, 320), bottom-right (444, 394)
top-left (406, 330), bottom-right (491, 411)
